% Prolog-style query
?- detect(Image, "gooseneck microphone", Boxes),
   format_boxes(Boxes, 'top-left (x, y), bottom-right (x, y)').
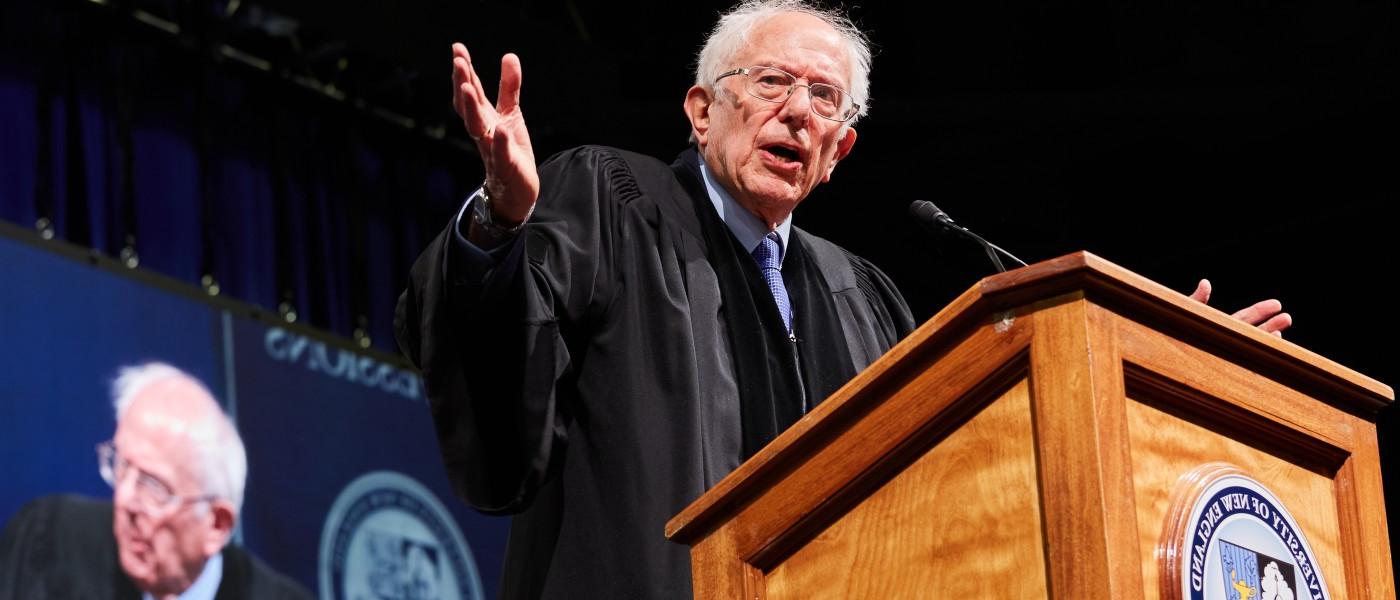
top-left (908, 200), bottom-right (1028, 274)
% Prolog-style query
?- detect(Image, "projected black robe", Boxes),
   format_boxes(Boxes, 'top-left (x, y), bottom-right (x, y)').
top-left (0, 495), bottom-right (311, 599)
top-left (395, 146), bottom-right (914, 599)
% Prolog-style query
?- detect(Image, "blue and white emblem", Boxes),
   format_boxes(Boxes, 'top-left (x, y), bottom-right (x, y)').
top-left (319, 471), bottom-right (484, 600)
top-left (1163, 464), bottom-right (1328, 600)
top-left (1218, 539), bottom-right (1298, 600)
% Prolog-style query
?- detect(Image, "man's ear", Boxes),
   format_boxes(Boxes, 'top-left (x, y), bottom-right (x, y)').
top-left (822, 126), bottom-right (858, 183)
top-left (201, 500), bottom-right (237, 556)
top-left (683, 86), bottom-right (714, 147)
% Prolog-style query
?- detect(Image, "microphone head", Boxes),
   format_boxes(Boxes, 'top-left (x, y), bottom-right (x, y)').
top-left (908, 200), bottom-right (953, 227)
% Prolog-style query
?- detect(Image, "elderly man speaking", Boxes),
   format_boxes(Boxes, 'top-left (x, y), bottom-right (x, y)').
top-left (0, 363), bottom-right (308, 599)
top-left (395, 0), bottom-right (1290, 598)
top-left (397, 2), bottom-right (910, 597)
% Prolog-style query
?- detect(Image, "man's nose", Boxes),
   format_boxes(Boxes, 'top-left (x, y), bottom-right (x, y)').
top-left (777, 86), bottom-right (812, 126)
top-left (112, 476), bottom-right (157, 534)
top-left (112, 469), bottom-right (139, 507)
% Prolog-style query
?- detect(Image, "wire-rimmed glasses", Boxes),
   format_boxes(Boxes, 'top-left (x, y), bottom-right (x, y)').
top-left (715, 65), bottom-right (860, 122)
top-left (97, 440), bottom-right (217, 516)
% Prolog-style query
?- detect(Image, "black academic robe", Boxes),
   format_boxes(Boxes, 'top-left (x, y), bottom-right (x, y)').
top-left (0, 495), bottom-right (312, 600)
top-left (395, 146), bottom-right (915, 599)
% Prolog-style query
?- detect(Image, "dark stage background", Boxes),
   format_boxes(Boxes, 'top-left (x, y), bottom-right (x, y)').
top-left (2, 0), bottom-right (1396, 590)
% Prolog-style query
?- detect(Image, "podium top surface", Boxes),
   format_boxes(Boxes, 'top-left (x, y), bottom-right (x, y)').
top-left (970, 251), bottom-right (1390, 402)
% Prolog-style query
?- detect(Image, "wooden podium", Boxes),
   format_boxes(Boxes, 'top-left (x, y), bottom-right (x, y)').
top-left (666, 252), bottom-right (1394, 598)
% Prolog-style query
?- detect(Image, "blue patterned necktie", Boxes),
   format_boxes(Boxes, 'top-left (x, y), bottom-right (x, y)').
top-left (752, 231), bottom-right (793, 335)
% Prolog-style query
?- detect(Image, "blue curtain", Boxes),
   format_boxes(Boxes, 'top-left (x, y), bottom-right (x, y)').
top-left (0, 1), bottom-right (471, 351)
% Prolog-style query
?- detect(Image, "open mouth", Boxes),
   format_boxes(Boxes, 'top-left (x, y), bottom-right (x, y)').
top-left (761, 144), bottom-right (803, 168)
top-left (766, 145), bottom-right (799, 161)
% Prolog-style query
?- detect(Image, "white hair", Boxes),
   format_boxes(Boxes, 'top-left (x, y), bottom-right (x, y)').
top-left (694, 0), bottom-right (873, 124)
top-left (113, 362), bottom-right (248, 517)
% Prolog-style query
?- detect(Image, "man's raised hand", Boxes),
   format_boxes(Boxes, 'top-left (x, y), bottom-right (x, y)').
top-left (452, 43), bottom-right (539, 226)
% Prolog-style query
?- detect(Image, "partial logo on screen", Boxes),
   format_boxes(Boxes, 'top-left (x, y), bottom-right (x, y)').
top-left (1161, 464), bottom-right (1328, 600)
top-left (264, 327), bottom-right (421, 401)
top-left (319, 471), bottom-right (483, 600)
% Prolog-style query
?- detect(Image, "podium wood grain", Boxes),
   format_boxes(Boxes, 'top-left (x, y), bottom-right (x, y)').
top-left (764, 380), bottom-right (1045, 598)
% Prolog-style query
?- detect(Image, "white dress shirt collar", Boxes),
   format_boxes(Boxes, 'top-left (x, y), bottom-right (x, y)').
top-left (143, 552), bottom-right (223, 600)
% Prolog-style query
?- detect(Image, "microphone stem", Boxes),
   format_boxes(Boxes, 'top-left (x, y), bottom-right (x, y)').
top-left (955, 226), bottom-right (1008, 273)
top-left (984, 240), bottom-right (1029, 268)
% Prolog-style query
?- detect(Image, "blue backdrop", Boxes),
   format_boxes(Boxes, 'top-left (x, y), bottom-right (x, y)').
top-left (0, 228), bottom-right (509, 599)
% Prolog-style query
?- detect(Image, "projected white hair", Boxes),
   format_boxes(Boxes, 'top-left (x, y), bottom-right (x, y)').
top-left (113, 362), bottom-right (248, 516)
top-left (694, 0), bottom-right (873, 124)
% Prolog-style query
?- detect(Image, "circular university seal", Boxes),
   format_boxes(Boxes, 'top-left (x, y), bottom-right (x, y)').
top-left (319, 471), bottom-right (484, 600)
top-left (1159, 463), bottom-right (1329, 600)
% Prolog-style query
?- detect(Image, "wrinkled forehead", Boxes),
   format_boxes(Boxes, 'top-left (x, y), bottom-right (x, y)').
top-left (120, 378), bottom-right (214, 434)
top-left (730, 13), bottom-right (852, 87)
top-left (113, 379), bottom-right (215, 478)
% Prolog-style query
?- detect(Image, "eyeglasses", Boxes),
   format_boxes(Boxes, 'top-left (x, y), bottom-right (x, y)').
top-left (97, 440), bottom-right (217, 516)
top-left (715, 65), bottom-right (860, 122)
